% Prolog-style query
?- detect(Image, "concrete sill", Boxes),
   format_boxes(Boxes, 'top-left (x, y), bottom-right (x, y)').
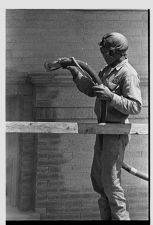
top-left (6, 206), bottom-right (40, 221)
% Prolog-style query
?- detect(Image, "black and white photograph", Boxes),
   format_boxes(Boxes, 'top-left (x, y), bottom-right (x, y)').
top-left (5, 8), bottom-right (150, 222)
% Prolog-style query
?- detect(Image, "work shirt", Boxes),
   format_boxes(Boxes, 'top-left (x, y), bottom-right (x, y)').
top-left (73, 59), bottom-right (142, 123)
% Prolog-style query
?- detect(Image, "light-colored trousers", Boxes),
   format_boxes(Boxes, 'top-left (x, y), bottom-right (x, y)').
top-left (90, 134), bottom-right (130, 220)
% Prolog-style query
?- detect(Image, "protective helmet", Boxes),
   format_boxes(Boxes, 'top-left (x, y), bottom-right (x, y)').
top-left (98, 32), bottom-right (128, 55)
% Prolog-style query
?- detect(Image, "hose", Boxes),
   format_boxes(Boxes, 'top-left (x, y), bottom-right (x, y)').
top-left (70, 57), bottom-right (106, 123)
top-left (122, 161), bottom-right (148, 181)
top-left (44, 57), bottom-right (149, 182)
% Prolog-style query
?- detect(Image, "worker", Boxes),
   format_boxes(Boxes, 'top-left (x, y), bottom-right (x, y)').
top-left (58, 32), bottom-right (142, 220)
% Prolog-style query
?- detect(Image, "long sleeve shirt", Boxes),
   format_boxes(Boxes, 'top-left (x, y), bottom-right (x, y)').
top-left (73, 59), bottom-right (142, 123)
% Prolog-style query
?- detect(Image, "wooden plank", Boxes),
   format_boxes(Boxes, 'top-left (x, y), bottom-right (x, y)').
top-left (78, 123), bottom-right (148, 135)
top-left (6, 122), bottom-right (148, 135)
top-left (6, 122), bottom-right (79, 134)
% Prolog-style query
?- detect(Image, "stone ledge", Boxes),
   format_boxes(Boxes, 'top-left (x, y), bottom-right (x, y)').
top-left (6, 205), bottom-right (40, 221)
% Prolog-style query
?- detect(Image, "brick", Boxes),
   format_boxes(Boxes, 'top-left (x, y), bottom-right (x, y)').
top-left (6, 85), bottom-right (18, 95)
top-left (121, 170), bottom-right (148, 186)
top-left (46, 193), bottom-right (59, 201)
top-left (18, 199), bottom-right (33, 210)
top-left (49, 181), bottom-right (74, 193)
top-left (37, 166), bottom-right (49, 175)
top-left (80, 212), bottom-right (100, 220)
top-left (36, 180), bottom-right (48, 189)
top-left (37, 159), bottom-right (70, 166)
top-left (59, 192), bottom-right (96, 200)
top-left (38, 133), bottom-right (61, 140)
top-left (47, 152), bottom-right (68, 159)
top-left (35, 199), bottom-right (48, 207)
top-left (72, 151), bottom-right (93, 159)
top-left (22, 145), bottom-right (34, 153)
top-left (6, 64), bottom-right (44, 73)
top-left (20, 189), bottom-right (33, 196)
top-left (20, 182), bottom-right (33, 190)
top-left (40, 214), bottom-right (59, 220)
top-left (96, 11), bottom-right (120, 20)
top-left (48, 166), bottom-right (60, 173)
top-left (21, 161), bottom-right (34, 168)
top-left (60, 164), bottom-right (72, 173)
top-left (81, 202), bottom-right (98, 210)
top-left (20, 169), bottom-right (34, 176)
top-left (142, 12), bottom-right (149, 21)
top-left (47, 180), bottom-right (64, 187)
top-left (21, 176), bottom-right (33, 182)
top-left (20, 167), bottom-right (35, 174)
top-left (18, 84), bottom-right (33, 95)
top-left (47, 204), bottom-right (82, 214)
top-left (46, 186), bottom-right (59, 193)
top-left (63, 177), bottom-right (91, 191)
top-left (38, 146), bottom-right (56, 152)
top-left (130, 212), bottom-right (148, 220)
top-left (43, 212), bottom-right (81, 220)
top-left (48, 198), bottom-right (82, 209)
top-left (37, 152), bottom-right (72, 165)
top-left (21, 154), bottom-right (34, 161)
top-left (35, 208), bottom-right (46, 215)
top-left (36, 193), bottom-right (47, 201)
top-left (22, 134), bottom-right (34, 140)
top-left (37, 173), bottom-right (63, 181)
top-left (37, 153), bottom-right (48, 161)
top-left (45, 201), bottom-right (60, 208)
top-left (119, 12), bottom-right (143, 20)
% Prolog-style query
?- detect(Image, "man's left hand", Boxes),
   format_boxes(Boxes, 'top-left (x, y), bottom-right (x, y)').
top-left (92, 84), bottom-right (114, 101)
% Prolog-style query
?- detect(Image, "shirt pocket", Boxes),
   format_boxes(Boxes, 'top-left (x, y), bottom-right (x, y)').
top-left (106, 75), bottom-right (122, 95)
top-left (107, 81), bottom-right (119, 92)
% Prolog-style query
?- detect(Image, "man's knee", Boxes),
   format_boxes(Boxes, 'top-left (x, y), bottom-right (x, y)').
top-left (101, 172), bottom-right (124, 199)
top-left (90, 172), bottom-right (102, 194)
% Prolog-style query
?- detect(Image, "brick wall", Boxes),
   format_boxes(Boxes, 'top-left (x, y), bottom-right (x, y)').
top-left (6, 9), bottom-right (149, 220)
top-left (6, 9), bottom-right (148, 75)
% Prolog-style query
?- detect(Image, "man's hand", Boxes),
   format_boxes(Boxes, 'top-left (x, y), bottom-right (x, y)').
top-left (92, 84), bottom-right (114, 101)
top-left (66, 66), bottom-right (80, 79)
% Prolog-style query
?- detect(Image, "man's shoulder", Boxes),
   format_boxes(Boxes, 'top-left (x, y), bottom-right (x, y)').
top-left (117, 61), bottom-right (141, 85)
top-left (121, 61), bottom-right (138, 76)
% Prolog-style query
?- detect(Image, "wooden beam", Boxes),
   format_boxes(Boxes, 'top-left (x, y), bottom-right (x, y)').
top-left (6, 121), bottom-right (148, 135)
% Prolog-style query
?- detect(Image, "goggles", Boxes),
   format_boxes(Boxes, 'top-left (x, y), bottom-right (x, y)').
top-left (98, 41), bottom-right (103, 47)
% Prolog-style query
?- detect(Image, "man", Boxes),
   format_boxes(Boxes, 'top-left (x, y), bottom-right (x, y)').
top-left (59, 32), bottom-right (142, 220)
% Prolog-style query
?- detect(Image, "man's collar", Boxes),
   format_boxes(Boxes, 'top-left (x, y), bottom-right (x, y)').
top-left (105, 59), bottom-right (128, 70)
top-left (115, 58), bottom-right (128, 70)
top-left (101, 59), bottom-right (128, 72)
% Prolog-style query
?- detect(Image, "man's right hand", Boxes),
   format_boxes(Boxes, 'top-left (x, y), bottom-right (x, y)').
top-left (66, 66), bottom-right (80, 79)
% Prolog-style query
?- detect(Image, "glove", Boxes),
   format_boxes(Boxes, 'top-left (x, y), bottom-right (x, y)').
top-left (66, 66), bottom-right (80, 79)
top-left (92, 84), bottom-right (114, 101)
top-left (44, 61), bottom-right (53, 71)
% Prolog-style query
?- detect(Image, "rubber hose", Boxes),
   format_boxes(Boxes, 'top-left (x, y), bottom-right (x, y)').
top-left (70, 58), bottom-right (107, 123)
